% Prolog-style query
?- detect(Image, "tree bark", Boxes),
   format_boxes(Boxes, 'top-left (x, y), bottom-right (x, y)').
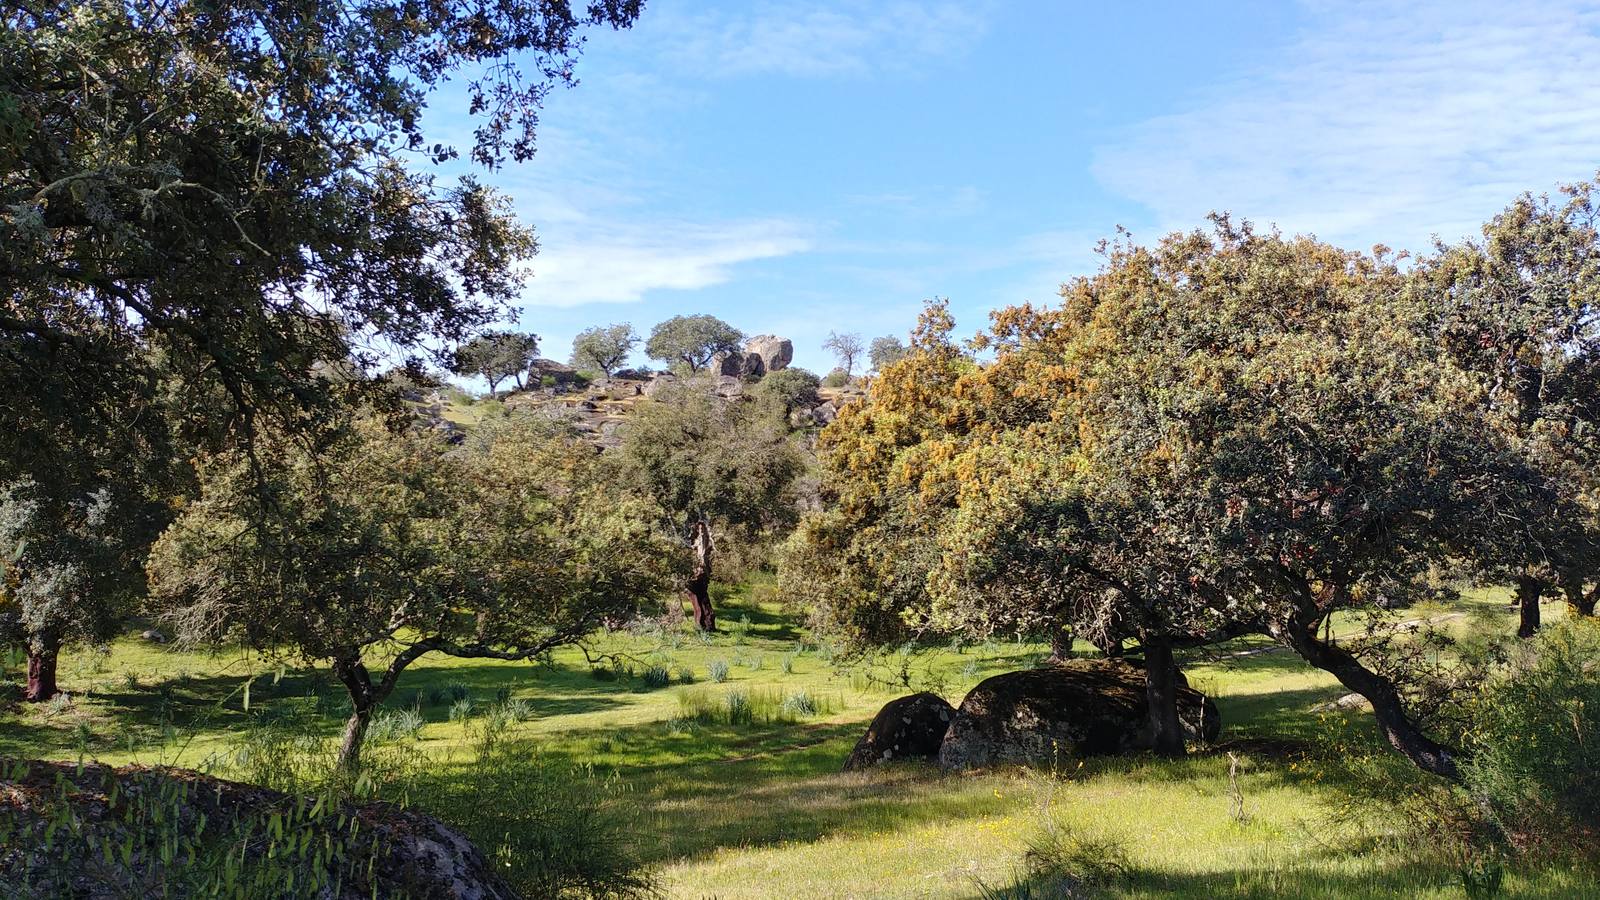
top-left (331, 653), bottom-right (380, 774)
top-left (686, 519), bottom-right (716, 632)
top-left (1272, 613), bottom-right (1460, 780)
top-left (1560, 576), bottom-right (1597, 617)
top-left (1515, 573), bottom-right (1542, 639)
top-left (1142, 633), bottom-right (1185, 757)
top-left (24, 633), bottom-right (61, 703)
top-left (1048, 624), bottom-right (1074, 662)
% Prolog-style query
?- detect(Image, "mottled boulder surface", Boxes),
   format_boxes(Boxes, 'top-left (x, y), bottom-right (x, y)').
top-left (842, 692), bottom-right (955, 771)
top-left (938, 658), bottom-right (1220, 771)
top-left (744, 335), bottom-right (793, 373)
top-left (0, 759), bottom-right (516, 900)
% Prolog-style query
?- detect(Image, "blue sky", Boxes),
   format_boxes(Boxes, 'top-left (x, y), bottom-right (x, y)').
top-left (429, 0), bottom-right (1600, 376)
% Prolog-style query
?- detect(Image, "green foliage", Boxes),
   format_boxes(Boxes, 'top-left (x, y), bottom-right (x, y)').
top-left (644, 315), bottom-right (743, 374)
top-left (2, 0), bottom-right (638, 470)
top-left (412, 717), bottom-right (659, 899)
top-left (869, 335), bottom-right (909, 372)
top-left (753, 367), bottom-right (822, 412)
top-left (820, 367), bottom-right (850, 388)
top-left (0, 762), bottom-right (393, 899)
top-left (708, 660), bottom-right (730, 683)
top-left (1462, 619), bottom-right (1600, 849)
top-left (571, 324), bottom-right (640, 377)
top-left (451, 331), bottom-right (539, 396)
top-left (640, 665), bottom-right (671, 689)
top-left (148, 414), bottom-right (671, 770)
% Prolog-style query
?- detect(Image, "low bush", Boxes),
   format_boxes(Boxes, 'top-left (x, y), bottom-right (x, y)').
top-left (1462, 619), bottom-right (1600, 855)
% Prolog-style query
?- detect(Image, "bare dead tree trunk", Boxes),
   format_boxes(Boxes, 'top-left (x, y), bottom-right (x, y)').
top-left (24, 632), bottom-right (61, 703)
top-left (1142, 633), bottom-right (1185, 758)
top-left (1272, 613), bottom-right (1460, 780)
top-left (687, 519), bottom-right (716, 632)
top-left (1515, 573), bottom-right (1542, 639)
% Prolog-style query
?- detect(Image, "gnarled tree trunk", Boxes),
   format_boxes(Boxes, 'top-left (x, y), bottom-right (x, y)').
top-left (686, 519), bottom-right (716, 632)
top-left (25, 632), bottom-right (61, 703)
top-left (1048, 623), bottom-right (1074, 662)
top-left (1272, 613), bottom-right (1460, 780)
top-left (1560, 576), bottom-right (1596, 618)
top-left (1515, 573), bottom-right (1542, 639)
top-left (331, 653), bottom-right (381, 774)
top-left (1142, 633), bottom-right (1184, 757)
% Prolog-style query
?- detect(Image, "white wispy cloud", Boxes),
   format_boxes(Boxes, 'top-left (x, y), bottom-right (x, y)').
top-left (652, 1), bottom-right (988, 78)
top-left (1091, 0), bottom-right (1600, 250)
top-left (520, 219), bottom-right (812, 307)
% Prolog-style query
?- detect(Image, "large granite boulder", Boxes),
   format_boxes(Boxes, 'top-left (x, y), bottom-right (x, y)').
top-left (745, 335), bottom-right (793, 373)
top-left (0, 759), bottom-right (515, 899)
top-left (713, 350), bottom-right (764, 378)
top-left (642, 373), bottom-right (679, 398)
top-left (938, 658), bottom-right (1220, 771)
top-left (842, 692), bottom-right (955, 771)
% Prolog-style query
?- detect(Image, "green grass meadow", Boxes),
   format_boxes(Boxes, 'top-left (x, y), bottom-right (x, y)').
top-left (3, 583), bottom-right (1592, 898)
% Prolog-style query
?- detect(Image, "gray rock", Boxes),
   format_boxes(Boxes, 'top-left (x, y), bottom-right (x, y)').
top-left (745, 335), bottom-right (793, 373)
top-left (938, 658), bottom-right (1220, 771)
top-left (843, 692), bottom-right (955, 771)
top-left (139, 629), bottom-right (166, 644)
top-left (643, 374), bottom-right (678, 399)
top-left (811, 402), bottom-right (838, 426)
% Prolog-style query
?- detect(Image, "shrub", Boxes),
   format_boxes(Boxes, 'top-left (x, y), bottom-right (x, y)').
top-left (753, 367), bottom-right (821, 411)
top-left (640, 665), bottom-right (671, 689)
top-left (426, 681), bottom-right (472, 705)
top-left (674, 665), bottom-right (695, 685)
top-left (1462, 619), bottom-right (1600, 852)
top-left (821, 367), bottom-right (850, 388)
top-left (367, 706), bottom-right (425, 743)
top-left (724, 690), bottom-right (752, 726)
top-left (780, 654), bottom-right (795, 675)
top-left (708, 660), bottom-right (730, 683)
top-left (448, 697), bottom-right (475, 723)
top-left (0, 762), bottom-right (395, 899)
top-left (780, 690), bottom-right (818, 717)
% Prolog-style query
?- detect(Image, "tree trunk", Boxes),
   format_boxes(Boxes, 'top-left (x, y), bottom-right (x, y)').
top-left (337, 703), bottom-right (374, 774)
top-left (686, 519), bottom-right (716, 632)
top-left (1048, 624), bottom-right (1074, 662)
top-left (1515, 573), bottom-right (1542, 639)
top-left (1142, 633), bottom-right (1185, 758)
top-left (24, 634), bottom-right (61, 703)
top-left (331, 653), bottom-right (380, 774)
top-left (1273, 614), bottom-right (1460, 780)
top-left (1560, 577), bottom-right (1597, 617)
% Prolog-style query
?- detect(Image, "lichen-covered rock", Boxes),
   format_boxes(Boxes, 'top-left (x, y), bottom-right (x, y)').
top-left (937, 659), bottom-right (1220, 770)
top-left (0, 759), bottom-right (516, 899)
top-left (842, 692), bottom-right (955, 771)
top-left (744, 335), bottom-right (793, 373)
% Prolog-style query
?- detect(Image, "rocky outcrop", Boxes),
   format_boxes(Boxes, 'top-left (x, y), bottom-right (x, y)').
top-left (713, 350), bottom-right (765, 378)
top-left (843, 692), bottom-right (955, 771)
top-left (642, 373), bottom-right (679, 399)
top-left (744, 335), bottom-right (793, 373)
top-left (0, 759), bottom-right (515, 899)
top-left (530, 358), bottom-right (580, 384)
top-left (938, 658), bottom-right (1220, 771)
